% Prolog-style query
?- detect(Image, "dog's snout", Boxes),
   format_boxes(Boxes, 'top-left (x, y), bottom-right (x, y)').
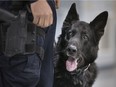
top-left (67, 45), bottom-right (77, 55)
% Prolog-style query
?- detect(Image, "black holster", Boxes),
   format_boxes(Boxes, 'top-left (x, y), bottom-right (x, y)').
top-left (0, 9), bottom-right (45, 59)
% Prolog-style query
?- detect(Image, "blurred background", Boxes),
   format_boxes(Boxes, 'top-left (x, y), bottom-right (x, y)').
top-left (55, 0), bottom-right (116, 87)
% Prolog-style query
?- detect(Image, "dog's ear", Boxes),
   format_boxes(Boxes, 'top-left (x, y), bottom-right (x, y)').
top-left (64, 3), bottom-right (79, 23)
top-left (90, 11), bottom-right (108, 41)
top-left (61, 3), bottom-right (79, 36)
top-left (63, 3), bottom-right (79, 28)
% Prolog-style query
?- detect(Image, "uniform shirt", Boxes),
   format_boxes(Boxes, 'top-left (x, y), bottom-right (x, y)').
top-left (0, 0), bottom-right (36, 11)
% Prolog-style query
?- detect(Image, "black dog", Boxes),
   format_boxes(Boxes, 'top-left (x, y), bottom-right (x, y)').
top-left (54, 3), bottom-right (108, 87)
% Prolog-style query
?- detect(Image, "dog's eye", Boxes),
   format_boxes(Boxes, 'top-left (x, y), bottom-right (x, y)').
top-left (65, 32), bottom-right (72, 40)
top-left (68, 30), bottom-right (76, 37)
top-left (82, 35), bottom-right (88, 40)
top-left (68, 32), bottom-right (72, 37)
top-left (67, 32), bottom-right (73, 38)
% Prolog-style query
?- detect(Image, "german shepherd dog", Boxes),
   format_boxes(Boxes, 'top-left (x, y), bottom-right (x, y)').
top-left (54, 3), bottom-right (108, 87)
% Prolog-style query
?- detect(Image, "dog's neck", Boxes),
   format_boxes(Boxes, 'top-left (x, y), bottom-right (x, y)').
top-left (70, 63), bottom-right (91, 76)
top-left (55, 63), bottom-right (91, 86)
top-left (69, 63), bottom-right (91, 86)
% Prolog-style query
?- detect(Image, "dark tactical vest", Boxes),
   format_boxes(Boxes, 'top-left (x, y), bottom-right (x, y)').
top-left (0, 8), bottom-right (45, 59)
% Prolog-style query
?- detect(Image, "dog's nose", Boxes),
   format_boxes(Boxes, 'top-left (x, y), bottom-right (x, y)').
top-left (67, 45), bottom-right (77, 55)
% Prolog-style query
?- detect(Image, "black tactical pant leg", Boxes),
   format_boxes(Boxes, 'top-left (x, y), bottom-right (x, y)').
top-left (0, 54), bottom-right (41, 87)
top-left (37, 0), bottom-right (57, 87)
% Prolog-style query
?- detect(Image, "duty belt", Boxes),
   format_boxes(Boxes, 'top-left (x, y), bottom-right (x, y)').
top-left (0, 8), bottom-right (45, 60)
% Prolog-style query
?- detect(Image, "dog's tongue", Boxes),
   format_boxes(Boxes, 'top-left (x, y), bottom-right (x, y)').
top-left (66, 57), bottom-right (78, 72)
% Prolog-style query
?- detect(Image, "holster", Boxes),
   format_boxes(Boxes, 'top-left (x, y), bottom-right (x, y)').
top-left (0, 9), bottom-right (45, 60)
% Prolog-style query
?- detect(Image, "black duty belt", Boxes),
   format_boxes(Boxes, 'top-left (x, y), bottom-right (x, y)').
top-left (0, 8), bottom-right (45, 60)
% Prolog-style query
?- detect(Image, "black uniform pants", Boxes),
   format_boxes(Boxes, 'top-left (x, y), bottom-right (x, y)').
top-left (0, 0), bottom-right (56, 87)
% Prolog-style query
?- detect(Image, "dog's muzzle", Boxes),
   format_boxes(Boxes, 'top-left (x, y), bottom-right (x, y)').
top-left (66, 44), bottom-right (77, 57)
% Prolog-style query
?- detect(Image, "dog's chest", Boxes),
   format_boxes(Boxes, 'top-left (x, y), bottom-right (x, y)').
top-left (54, 70), bottom-right (85, 87)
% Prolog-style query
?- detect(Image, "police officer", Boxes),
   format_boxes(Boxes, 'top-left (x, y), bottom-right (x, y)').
top-left (0, 0), bottom-right (60, 87)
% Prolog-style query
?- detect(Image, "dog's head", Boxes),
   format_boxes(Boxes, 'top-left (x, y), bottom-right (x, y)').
top-left (57, 3), bottom-right (108, 72)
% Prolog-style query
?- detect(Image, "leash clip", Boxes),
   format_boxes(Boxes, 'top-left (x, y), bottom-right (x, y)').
top-left (84, 64), bottom-right (91, 72)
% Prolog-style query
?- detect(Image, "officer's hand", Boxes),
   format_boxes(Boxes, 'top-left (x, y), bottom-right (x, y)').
top-left (31, 0), bottom-right (53, 28)
top-left (55, 0), bottom-right (61, 9)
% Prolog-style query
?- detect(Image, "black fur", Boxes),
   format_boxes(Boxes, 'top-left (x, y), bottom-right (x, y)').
top-left (54, 3), bottom-right (108, 87)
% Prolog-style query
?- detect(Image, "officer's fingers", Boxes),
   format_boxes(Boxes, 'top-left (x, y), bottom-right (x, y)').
top-left (37, 16), bottom-right (45, 28)
top-left (49, 14), bottom-right (53, 25)
top-left (40, 13), bottom-right (53, 28)
top-left (43, 15), bottom-right (50, 28)
top-left (38, 15), bottom-right (49, 28)
top-left (33, 16), bottom-right (38, 25)
top-left (44, 14), bottom-right (53, 27)
top-left (55, 0), bottom-right (61, 9)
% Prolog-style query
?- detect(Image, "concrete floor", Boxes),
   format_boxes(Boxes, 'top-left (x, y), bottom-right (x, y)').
top-left (93, 66), bottom-right (116, 87)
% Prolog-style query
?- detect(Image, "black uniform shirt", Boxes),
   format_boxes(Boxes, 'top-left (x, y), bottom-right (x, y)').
top-left (0, 0), bottom-right (36, 11)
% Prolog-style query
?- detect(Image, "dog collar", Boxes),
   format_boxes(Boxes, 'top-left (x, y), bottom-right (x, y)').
top-left (70, 63), bottom-right (91, 76)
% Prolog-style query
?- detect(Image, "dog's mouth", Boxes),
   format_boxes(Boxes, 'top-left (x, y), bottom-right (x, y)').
top-left (66, 56), bottom-right (81, 72)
